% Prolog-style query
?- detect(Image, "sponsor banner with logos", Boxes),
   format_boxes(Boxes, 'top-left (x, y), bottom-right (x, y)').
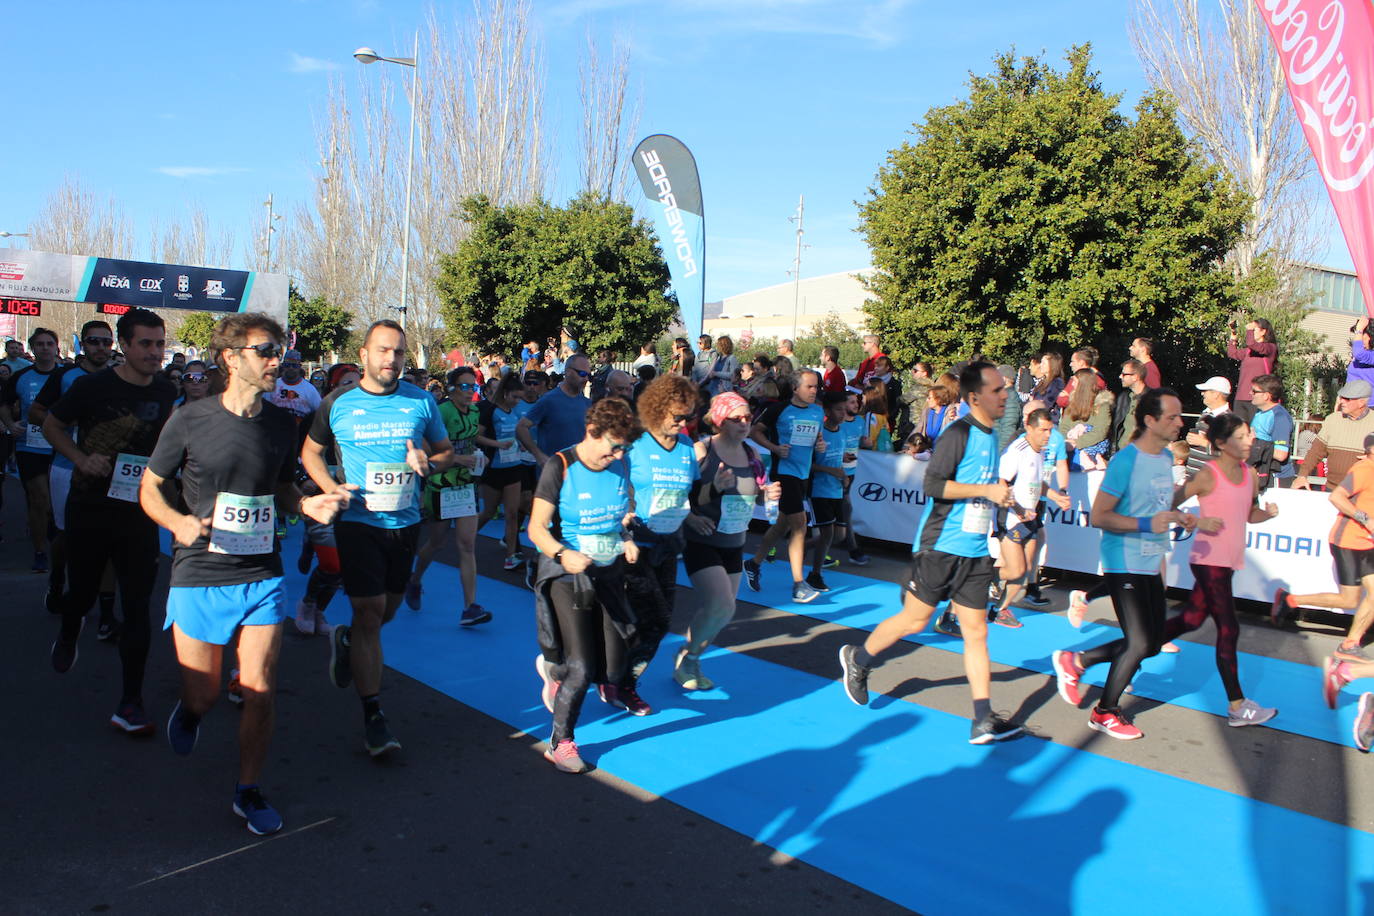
top-left (0, 248), bottom-right (288, 324)
top-left (633, 135), bottom-right (705, 340)
top-left (849, 450), bottom-right (1344, 607)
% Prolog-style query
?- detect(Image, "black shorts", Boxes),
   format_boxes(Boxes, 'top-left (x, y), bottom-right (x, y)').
top-left (683, 540), bottom-right (744, 576)
top-left (905, 550), bottom-right (995, 610)
top-left (482, 464), bottom-right (533, 492)
top-left (16, 451), bottom-right (52, 485)
top-left (1331, 543), bottom-right (1374, 587)
top-left (995, 509), bottom-right (1043, 544)
top-left (777, 475), bottom-right (807, 516)
top-left (335, 520), bottom-right (420, 598)
top-left (812, 496), bottom-right (842, 527)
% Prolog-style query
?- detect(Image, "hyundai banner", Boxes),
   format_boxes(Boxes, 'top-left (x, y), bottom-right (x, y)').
top-left (0, 248), bottom-right (289, 325)
top-left (1255, 0), bottom-right (1374, 316)
top-left (632, 135), bottom-right (705, 339)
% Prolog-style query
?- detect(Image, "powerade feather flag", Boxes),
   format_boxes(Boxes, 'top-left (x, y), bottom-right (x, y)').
top-left (633, 135), bottom-right (705, 339)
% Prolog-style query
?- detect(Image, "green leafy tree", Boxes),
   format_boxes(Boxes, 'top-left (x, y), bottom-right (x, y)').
top-left (176, 311), bottom-right (217, 350)
top-left (436, 192), bottom-right (677, 359)
top-left (287, 285), bottom-right (352, 361)
top-left (858, 45), bottom-right (1249, 390)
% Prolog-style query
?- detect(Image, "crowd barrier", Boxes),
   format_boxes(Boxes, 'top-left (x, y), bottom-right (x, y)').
top-left (841, 450), bottom-right (1345, 608)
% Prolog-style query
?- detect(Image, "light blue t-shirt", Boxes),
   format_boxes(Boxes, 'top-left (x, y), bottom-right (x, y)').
top-left (525, 386), bottom-right (591, 456)
top-left (811, 422), bottom-right (848, 499)
top-left (535, 450), bottom-right (631, 566)
top-left (1098, 443), bottom-right (1174, 574)
top-left (8, 365), bottom-right (57, 454)
top-left (760, 400), bottom-right (825, 480)
top-left (841, 415), bottom-right (865, 477)
top-left (1041, 428), bottom-right (1067, 493)
top-left (627, 431), bottom-right (698, 535)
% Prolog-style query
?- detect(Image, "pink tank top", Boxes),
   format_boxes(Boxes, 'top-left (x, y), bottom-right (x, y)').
top-left (1189, 460), bottom-right (1252, 569)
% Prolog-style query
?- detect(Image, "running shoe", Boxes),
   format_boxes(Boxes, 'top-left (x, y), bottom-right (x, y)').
top-left (227, 669), bottom-right (244, 707)
top-left (1335, 643), bottom-right (1371, 661)
top-left (503, 554), bottom-right (523, 572)
top-left (313, 605), bottom-right (333, 636)
top-left (1356, 693), bottom-right (1374, 752)
top-left (993, 608), bottom-right (1022, 629)
top-left (598, 684), bottom-right (652, 716)
top-left (329, 624), bottom-right (352, 689)
top-left (460, 603), bottom-right (492, 627)
top-left (404, 581), bottom-right (422, 611)
top-left (364, 713), bottom-right (402, 757)
top-left (743, 558), bottom-right (762, 592)
top-left (1067, 590), bottom-right (1088, 628)
top-left (32, 551), bottom-right (48, 574)
top-left (167, 700), bottom-right (200, 755)
top-left (96, 617), bottom-right (121, 642)
top-left (1324, 655), bottom-right (1352, 710)
top-left (293, 599), bottom-right (316, 636)
top-left (630, 658), bottom-right (650, 681)
top-left (838, 645), bottom-right (870, 706)
top-left (969, 714), bottom-right (1023, 744)
top-left (1270, 588), bottom-right (1291, 626)
top-left (1021, 587), bottom-right (1051, 609)
top-left (544, 739), bottom-right (590, 774)
top-left (791, 581), bottom-right (821, 604)
top-left (111, 702), bottom-right (154, 736)
top-left (848, 550), bottom-right (871, 567)
top-left (1227, 699), bottom-right (1277, 727)
top-left (766, 547), bottom-right (777, 562)
top-left (50, 625), bottom-right (81, 674)
top-left (805, 571), bottom-right (831, 593)
top-left (933, 611), bottom-right (962, 638)
top-left (233, 786), bottom-right (284, 836)
top-left (45, 586), bottom-right (61, 615)
top-left (535, 654), bottom-right (560, 713)
top-left (1053, 650), bottom-right (1085, 706)
top-left (822, 554), bottom-right (840, 570)
top-left (1088, 706), bottom-right (1143, 740)
top-left (1160, 641), bottom-right (1180, 654)
top-left (674, 651), bottom-right (714, 691)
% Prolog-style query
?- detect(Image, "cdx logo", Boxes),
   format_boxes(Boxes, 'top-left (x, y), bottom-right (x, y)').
top-left (858, 482), bottom-right (888, 502)
top-left (139, 278), bottom-right (162, 292)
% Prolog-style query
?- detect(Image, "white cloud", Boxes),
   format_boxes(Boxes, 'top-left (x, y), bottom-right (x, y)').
top-left (155, 166), bottom-right (249, 179)
top-left (289, 52), bottom-right (340, 73)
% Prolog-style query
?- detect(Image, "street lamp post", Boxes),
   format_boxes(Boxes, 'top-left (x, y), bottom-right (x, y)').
top-left (0, 231), bottom-right (31, 246)
top-left (354, 36), bottom-right (419, 352)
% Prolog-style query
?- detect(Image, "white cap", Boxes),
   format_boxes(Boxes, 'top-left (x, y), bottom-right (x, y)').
top-left (1195, 376), bottom-right (1232, 395)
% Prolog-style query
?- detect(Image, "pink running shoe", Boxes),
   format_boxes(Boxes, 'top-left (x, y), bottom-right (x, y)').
top-left (1067, 590), bottom-right (1088, 628)
top-left (1088, 706), bottom-right (1143, 740)
top-left (1324, 656), bottom-right (1351, 710)
top-left (535, 654), bottom-right (560, 714)
top-left (1053, 650), bottom-right (1085, 706)
top-left (544, 739), bottom-right (590, 774)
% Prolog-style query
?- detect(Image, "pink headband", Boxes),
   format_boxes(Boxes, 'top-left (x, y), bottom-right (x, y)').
top-left (709, 391), bottom-right (750, 427)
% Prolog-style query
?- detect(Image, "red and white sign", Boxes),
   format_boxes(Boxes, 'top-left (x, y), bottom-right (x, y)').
top-left (1256, 0), bottom-right (1374, 315)
top-left (0, 315), bottom-right (16, 338)
top-left (0, 261), bottom-right (23, 282)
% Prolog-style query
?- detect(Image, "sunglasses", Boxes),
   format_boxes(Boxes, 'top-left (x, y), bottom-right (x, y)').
top-left (233, 342), bottom-right (283, 360)
top-left (83, 336), bottom-right (114, 347)
top-left (456, 383), bottom-right (480, 392)
top-left (609, 443), bottom-right (631, 457)
top-left (183, 373), bottom-right (208, 383)
top-left (671, 412), bottom-right (693, 423)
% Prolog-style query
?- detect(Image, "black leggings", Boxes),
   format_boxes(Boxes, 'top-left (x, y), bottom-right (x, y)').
top-left (548, 578), bottom-right (627, 744)
top-left (1163, 564), bottom-right (1243, 702)
top-left (622, 549), bottom-right (678, 686)
top-left (60, 514), bottom-right (159, 704)
top-left (1080, 573), bottom-right (1167, 710)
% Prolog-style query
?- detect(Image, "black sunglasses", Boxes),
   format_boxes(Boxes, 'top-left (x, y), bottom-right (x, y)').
top-left (233, 342), bottom-right (284, 359)
top-left (83, 336), bottom-right (114, 347)
top-left (183, 373), bottom-right (207, 383)
top-left (671, 412), bottom-right (693, 423)
top-left (609, 443), bottom-right (632, 457)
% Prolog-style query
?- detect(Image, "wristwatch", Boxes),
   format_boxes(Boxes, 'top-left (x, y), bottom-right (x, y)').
top-left (552, 548), bottom-right (566, 565)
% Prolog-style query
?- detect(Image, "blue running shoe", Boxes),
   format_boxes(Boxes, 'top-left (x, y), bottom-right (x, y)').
top-left (167, 700), bottom-right (200, 755)
top-left (233, 785), bottom-right (283, 835)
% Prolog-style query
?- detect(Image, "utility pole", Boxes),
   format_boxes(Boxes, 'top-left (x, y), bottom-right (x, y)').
top-left (787, 195), bottom-right (807, 342)
top-left (262, 194), bottom-right (281, 272)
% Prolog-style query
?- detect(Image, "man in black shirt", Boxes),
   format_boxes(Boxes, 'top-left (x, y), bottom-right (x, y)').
top-left (45, 309), bottom-right (177, 737)
top-left (141, 313), bottom-right (352, 836)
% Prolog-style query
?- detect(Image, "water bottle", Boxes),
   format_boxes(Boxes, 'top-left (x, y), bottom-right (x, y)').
top-left (473, 450), bottom-right (488, 477)
top-left (763, 473), bottom-right (779, 524)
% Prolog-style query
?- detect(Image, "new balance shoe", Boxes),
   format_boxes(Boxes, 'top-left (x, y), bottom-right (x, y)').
top-left (838, 645), bottom-right (870, 706)
top-left (993, 608), bottom-right (1022, 629)
top-left (1227, 698), bottom-right (1277, 727)
top-left (791, 581), bottom-right (821, 604)
top-left (96, 617), bottom-right (121, 642)
top-left (233, 786), bottom-right (283, 836)
top-left (1324, 655), bottom-right (1352, 710)
top-left (969, 714), bottom-right (1023, 745)
top-left (110, 702), bottom-right (155, 736)
top-left (364, 713), bottom-right (402, 757)
top-left (673, 650), bottom-right (714, 691)
top-left (329, 624), bottom-right (352, 688)
top-left (1053, 650), bottom-right (1085, 706)
top-left (1067, 590), bottom-right (1088, 628)
top-left (460, 603), bottom-right (492, 627)
top-left (598, 684), bottom-right (652, 716)
top-left (167, 700), bottom-right (200, 755)
top-left (535, 654), bottom-right (560, 713)
top-left (1356, 693), bottom-right (1374, 752)
top-left (404, 581), bottom-right (423, 611)
top-left (743, 558), bottom-right (762, 592)
top-left (805, 571), bottom-right (830, 593)
top-left (544, 739), bottom-right (590, 774)
top-left (1088, 706), bottom-right (1143, 740)
top-left (1335, 643), bottom-right (1371, 661)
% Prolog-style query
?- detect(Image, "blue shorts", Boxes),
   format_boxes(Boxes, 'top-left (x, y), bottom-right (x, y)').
top-left (164, 577), bottom-right (288, 645)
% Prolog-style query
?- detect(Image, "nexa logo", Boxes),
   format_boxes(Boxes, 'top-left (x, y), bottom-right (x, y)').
top-left (139, 278), bottom-right (162, 292)
top-left (99, 275), bottom-right (130, 289)
top-left (638, 150), bottom-right (699, 278)
top-left (858, 482), bottom-right (887, 502)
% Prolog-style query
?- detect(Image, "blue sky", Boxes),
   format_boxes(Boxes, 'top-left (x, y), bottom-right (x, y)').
top-left (2, 0), bottom-right (1353, 303)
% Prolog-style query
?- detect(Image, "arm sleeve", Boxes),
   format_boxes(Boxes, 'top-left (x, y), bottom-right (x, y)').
top-left (147, 408), bottom-right (190, 478)
top-left (923, 420), bottom-right (967, 499)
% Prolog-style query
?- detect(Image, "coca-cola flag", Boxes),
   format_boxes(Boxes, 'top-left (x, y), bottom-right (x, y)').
top-left (1255, 0), bottom-right (1374, 315)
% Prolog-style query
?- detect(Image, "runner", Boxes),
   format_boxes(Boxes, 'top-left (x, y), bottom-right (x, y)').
top-left (675, 393), bottom-right (777, 690)
top-left (1052, 388), bottom-right (1196, 740)
top-left (611, 373), bottom-right (700, 713)
top-left (805, 391), bottom-right (850, 593)
top-left (1, 327), bottom-right (60, 573)
top-left (744, 368), bottom-right (826, 603)
top-left (140, 313), bottom-right (353, 835)
top-left (45, 308), bottom-right (178, 736)
top-left (838, 361), bottom-right (1023, 744)
top-left (990, 408), bottom-right (1071, 628)
top-left (1153, 413), bottom-right (1279, 725)
top-left (834, 387), bottom-right (871, 566)
top-left (518, 353), bottom-right (592, 466)
top-left (404, 366), bottom-right (489, 626)
top-left (301, 320), bottom-right (455, 757)
top-left (1273, 432), bottom-right (1374, 655)
top-left (476, 372), bottom-right (533, 572)
top-left (527, 397), bottom-right (642, 773)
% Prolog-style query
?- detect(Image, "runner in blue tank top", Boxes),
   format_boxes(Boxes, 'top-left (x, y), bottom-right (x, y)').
top-left (834, 387), bottom-right (871, 566)
top-left (804, 392), bottom-right (850, 593)
top-left (302, 320), bottom-right (455, 758)
top-left (839, 362), bottom-right (1024, 745)
top-left (0, 327), bottom-right (60, 573)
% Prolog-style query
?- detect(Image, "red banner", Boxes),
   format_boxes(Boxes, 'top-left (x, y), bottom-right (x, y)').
top-left (1255, 0), bottom-right (1374, 315)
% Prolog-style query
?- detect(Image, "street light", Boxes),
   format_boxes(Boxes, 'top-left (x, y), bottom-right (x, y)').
top-left (354, 38), bottom-right (418, 340)
top-left (0, 231), bottom-right (30, 241)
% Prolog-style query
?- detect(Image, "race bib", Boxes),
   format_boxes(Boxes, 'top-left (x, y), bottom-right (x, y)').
top-left (646, 486), bottom-right (691, 534)
top-left (439, 484), bottom-right (477, 519)
top-left (1140, 532), bottom-right (1167, 557)
top-left (107, 453), bottom-right (149, 502)
top-left (498, 442), bottom-right (523, 466)
top-left (364, 462), bottom-right (416, 512)
top-left (576, 532), bottom-right (624, 566)
top-left (789, 419), bottom-right (820, 450)
top-left (717, 494), bottom-right (755, 535)
top-left (209, 492), bottom-right (274, 555)
top-left (25, 423), bottom-right (49, 450)
top-left (962, 497), bottom-right (995, 535)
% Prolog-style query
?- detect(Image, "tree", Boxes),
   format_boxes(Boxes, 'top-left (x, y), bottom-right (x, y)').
top-left (436, 192), bottom-right (677, 357)
top-left (857, 46), bottom-right (1250, 389)
top-left (578, 33), bottom-right (639, 201)
top-left (287, 285), bottom-right (351, 361)
top-left (177, 312), bottom-right (218, 350)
